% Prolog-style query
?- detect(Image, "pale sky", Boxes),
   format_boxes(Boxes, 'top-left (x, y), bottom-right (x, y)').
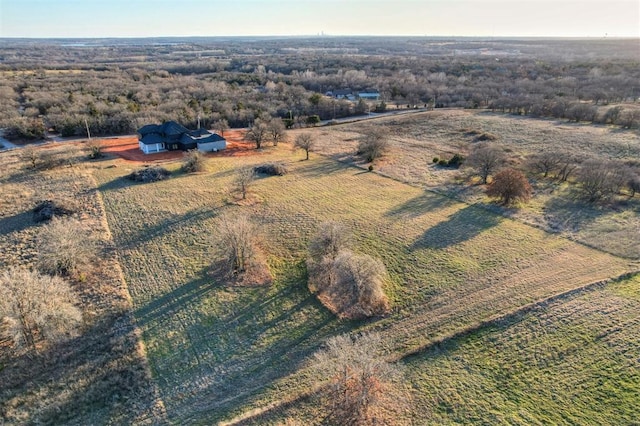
top-left (1, 0), bottom-right (639, 38)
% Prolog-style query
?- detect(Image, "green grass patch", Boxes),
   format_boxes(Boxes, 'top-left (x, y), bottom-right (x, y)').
top-left (94, 148), bottom-right (632, 422)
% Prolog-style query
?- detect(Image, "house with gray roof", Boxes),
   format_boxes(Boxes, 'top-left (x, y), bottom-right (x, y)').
top-left (137, 121), bottom-right (226, 154)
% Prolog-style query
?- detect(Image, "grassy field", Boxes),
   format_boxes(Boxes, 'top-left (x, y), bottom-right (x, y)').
top-left (93, 138), bottom-right (635, 423)
top-left (0, 145), bottom-right (163, 424)
top-left (293, 110), bottom-right (640, 259)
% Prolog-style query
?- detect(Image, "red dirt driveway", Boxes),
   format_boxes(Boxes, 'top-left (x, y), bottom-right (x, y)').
top-left (96, 129), bottom-right (254, 163)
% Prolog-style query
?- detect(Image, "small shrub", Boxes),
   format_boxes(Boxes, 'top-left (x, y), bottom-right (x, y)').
top-left (86, 140), bottom-right (103, 159)
top-left (368, 165), bottom-right (374, 172)
top-left (448, 153), bottom-right (465, 168)
top-left (432, 157), bottom-right (439, 163)
top-left (628, 175), bottom-right (640, 197)
top-left (33, 199), bottom-right (76, 223)
top-left (181, 149), bottom-right (206, 173)
top-left (254, 162), bottom-right (289, 176)
top-left (474, 132), bottom-right (497, 142)
top-left (126, 166), bottom-right (171, 183)
top-left (438, 159), bottom-right (449, 166)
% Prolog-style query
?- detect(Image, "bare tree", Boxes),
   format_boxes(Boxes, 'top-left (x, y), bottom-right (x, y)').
top-left (307, 222), bottom-right (389, 319)
top-left (293, 133), bottom-right (315, 160)
top-left (556, 153), bottom-right (581, 182)
top-left (214, 213), bottom-right (258, 275)
top-left (357, 131), bottom-right (389, 163)
top-left (527, 151), bottom-right (560, 178)
top-left (576, 159), bottom-right (630, 202)
top-left (234, 166), bottom-right (256, 200)
top-left (212, 118), bottom-right (229, 137)
top-left (244, 118), bottom-right (270, 149)
top-left (267, 118), bottom-right (287, 146)
top-left (37, 217), bottom-right (95, 277)
top-left (20, 145), bottom-right (39, 169)
top-left (628, 174), bottom-right (640, 198)
top-left (311, 332), bottom-right (402, 425)
top-left (308, 221), bottom-right (351, 263)
top-left (181, 149), bottom-right (206, 173)
top-left (0, 267), bottom-right (82, 353)
top-left (486, 168), bottom-right (533, 205)
top-left (466, 143), bottom-right (505, 184)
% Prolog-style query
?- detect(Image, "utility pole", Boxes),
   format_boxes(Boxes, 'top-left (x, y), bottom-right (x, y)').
top-left (84, 118), bottom-right (91, 140)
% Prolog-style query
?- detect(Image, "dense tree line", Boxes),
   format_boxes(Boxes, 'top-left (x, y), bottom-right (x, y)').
top-left (0, 37), bottom-right (638, 140)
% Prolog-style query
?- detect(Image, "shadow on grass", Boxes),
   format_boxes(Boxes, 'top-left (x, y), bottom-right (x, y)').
top-left (296, 158), bottom-right (347, 178)
top-left (543, 193), bottom-right (614, 234)
top-left (0, 210), bottom-right (35, 236)
top-left (136, 262), bottom-right (350, 422)
top-left (0, 310), bottom-right (159, 425)
top-left (411, 204), bottom-right (502, 250)
top-left (386, 191), bottom-right (453, 219)
top-left (119, 206), bottom-right (218, 248)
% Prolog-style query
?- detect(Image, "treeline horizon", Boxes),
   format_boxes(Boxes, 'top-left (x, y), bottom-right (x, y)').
top-left (0, 37), bottom-right (638, 140)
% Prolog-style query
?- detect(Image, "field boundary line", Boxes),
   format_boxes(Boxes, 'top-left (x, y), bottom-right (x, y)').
top-left (90, 173), bottom-right (169, 423)
top-left (395, 270), bottom-right (640, 362)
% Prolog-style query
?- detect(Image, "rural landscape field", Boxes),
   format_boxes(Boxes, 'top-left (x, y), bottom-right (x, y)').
top-left (1, 35), bottom-right (639, 425)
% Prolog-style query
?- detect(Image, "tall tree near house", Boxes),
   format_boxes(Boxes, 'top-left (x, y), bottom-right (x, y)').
top-left (293, 133), bottom-right (315, 160)
top-left (467, 143), bottom-right (505, 184)
top-left (267, 118), bottom-right (287, 146)
top-left (244, 118), bottom-right (270, 149)
top-left (212, 118), bottom-right (229, 137)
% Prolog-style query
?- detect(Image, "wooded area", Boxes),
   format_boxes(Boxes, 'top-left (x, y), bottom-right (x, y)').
top-left (0, 37), bottom-right (638, 140)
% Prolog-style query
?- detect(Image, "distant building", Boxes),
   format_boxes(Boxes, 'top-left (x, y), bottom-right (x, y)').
top-left (357, 91), bottom-right (380, 101)
top-left (137, 121), bottom-right (226, 154)
top-left (326, 89), bottom-right (380, 101)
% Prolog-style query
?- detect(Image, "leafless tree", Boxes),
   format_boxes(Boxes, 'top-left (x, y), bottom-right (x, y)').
top-left (20, 145), bottom-right (39, 169)
top-left (244, 118), bottom-right (270, 149)
top-left (212, 118), bottom-right (229, 137)
top-left (0, 267), bottom-right (82, 353)
top-left (486, 168), bottom-right (533, 205)
top-left (234, 166), bottom-right (256, 199)
top-left (576, 159), bottom-right (630, 202)
top-left (528, 151), bottom-right (560, 178)
top-left (214, 213), bottom-right (258, 276)
top-left (311, 332), bottom-right (402, 425)
top-left (357, 131), bottom-right (389, 163)
top-left (267, 118), bottom-right (287, 146)
top-left (308, 221), bottom-right (350, 263)
top-left (628, 174), bottom-right (640, 198)
top-left (466, 143), bottom-right (505, 184)
top-left (307, 222), bottom-right (389, 319)
top-left (293, 133), bottom-right (315, 160)
top-left (37, 217), bottom-right (96, 277)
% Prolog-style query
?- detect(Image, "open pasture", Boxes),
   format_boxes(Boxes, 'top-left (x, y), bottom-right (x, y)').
top-left (94, 143), bottom-right (633, 422)
top-left (296, 110), bottom-right (640, 259)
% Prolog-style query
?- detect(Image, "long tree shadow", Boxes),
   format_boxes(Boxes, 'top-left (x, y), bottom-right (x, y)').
top-left (0, 210), bottom-right (35, 236)
top-left (296, 158), bottom-right (349, 178)
top-left (0, 310), bottom-right (160, 425)
top-left (119, 206), bottom-right (218, 248)
top-left (386, 190), bottom-right (454, 219)
top-left (411, 205), bottom-right (502, 250)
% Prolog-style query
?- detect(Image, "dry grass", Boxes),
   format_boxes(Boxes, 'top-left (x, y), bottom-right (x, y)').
top-left (291, 110), bottom-right (640, 259)
top-left (93, 143), bottom-right (633, 423)
top-left (0, 145), bottom-right (164, 424)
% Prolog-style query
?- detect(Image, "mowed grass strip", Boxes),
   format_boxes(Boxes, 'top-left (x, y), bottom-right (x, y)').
top-left (402, 273), bottom-right (640, 425)
top-left (94, 148), bottom-right (632, 422)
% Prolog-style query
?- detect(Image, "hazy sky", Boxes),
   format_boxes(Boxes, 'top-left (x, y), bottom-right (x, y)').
top-left (1, 0), bottom-right (639, 38)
